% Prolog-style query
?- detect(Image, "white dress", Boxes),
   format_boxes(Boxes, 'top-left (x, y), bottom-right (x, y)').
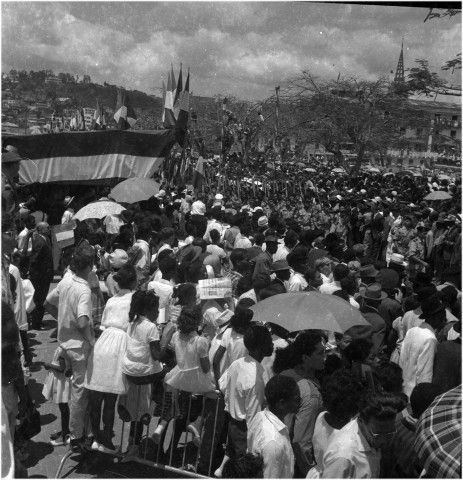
top-left (85, 290), bottom-right (133, 395)
top-left (164, 331), bottom-right (215, 393)
top-left (42, 347), bottom-right (71, 404)
top-left (119, 316), bottom-right (162, 421)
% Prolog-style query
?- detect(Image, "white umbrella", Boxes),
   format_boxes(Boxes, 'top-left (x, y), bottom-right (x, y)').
top-left (74, 200), bottom-right (124, 221)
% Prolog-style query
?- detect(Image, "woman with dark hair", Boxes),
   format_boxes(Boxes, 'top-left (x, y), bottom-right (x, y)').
top-left (159, 305), bottom-right (215, 449)
top-left (274, 332), bottom-right (326, 476)
top-left (307, 370), bottom-right (365, 478)
top-left (343, 338), bottom-right (378, 390)
top-left (118, 290), bottom-right (172, 457)
top-left (85, 264), bottom-right (138, 453)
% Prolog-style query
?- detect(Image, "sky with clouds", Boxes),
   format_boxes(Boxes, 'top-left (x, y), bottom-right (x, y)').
top-left (2, 2), bottom-right (461, 101)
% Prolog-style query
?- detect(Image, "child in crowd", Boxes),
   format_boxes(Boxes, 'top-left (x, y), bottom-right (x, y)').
top-left (42, 346), bottom-right (72, 447)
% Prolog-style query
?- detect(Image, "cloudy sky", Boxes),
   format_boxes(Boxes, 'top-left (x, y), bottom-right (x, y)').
top-left (2, 2), bottom-right (461, 100)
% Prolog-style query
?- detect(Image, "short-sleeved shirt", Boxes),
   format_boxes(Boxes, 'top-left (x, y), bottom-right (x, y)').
top-left (46, 274), bottom-right (93, 350)
top-left (322, 418), bottom-right (380, 479)
top-left (247, 408), bottom-right (295, 479)
top-left (121, 317), bottom-right (161, 376)
top-left (220, 355), bottom-right (265, 424)
top-left (219, 328), bottom-right (248, 377)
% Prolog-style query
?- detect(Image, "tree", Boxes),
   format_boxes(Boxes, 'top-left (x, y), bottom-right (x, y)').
top-left (406, 59), bottom-right (461, 97)
top-left (281, 72), bottom-right (427, 175)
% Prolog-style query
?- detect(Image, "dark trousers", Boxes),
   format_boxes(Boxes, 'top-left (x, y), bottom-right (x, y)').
top-left (225, 415), bottom-right (247, 459)
top-left (198, 397), bottom-right (228, 474)
top-left (59, 403), bottom-right (70, 439)
top-left (30, 276), bottom-right (52, 328)
top-left (88, 390), bottom-right (118, 443)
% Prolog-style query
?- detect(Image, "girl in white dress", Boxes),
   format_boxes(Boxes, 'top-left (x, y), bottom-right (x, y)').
top-left (42, 346), bottom-right (72, 446)
top-left (157, 305), bottom-right (215, 450)
top-left (85, 264), bottom-right (137, 453)
top-left (119, 289), bottom-right (173, 457)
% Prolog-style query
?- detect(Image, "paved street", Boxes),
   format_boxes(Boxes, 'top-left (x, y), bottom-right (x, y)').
top-left (24, 278), bottom-right (200, 479)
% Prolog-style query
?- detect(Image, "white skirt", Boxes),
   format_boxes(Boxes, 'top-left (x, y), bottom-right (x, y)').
top-left (85, 327), bottom-right (128, 395)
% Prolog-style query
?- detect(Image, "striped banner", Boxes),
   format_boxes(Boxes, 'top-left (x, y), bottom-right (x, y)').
top-left (3, 130), bottom-right (176, 184)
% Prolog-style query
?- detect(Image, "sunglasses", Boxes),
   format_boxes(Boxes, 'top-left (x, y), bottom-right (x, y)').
top-left (364, 422), bottom-right (397, 439)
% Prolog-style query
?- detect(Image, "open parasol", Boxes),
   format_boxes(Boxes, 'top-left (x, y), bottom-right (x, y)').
top-left (249, 291), bottom-right (370, 333)
top-left (414, 385), bottom-right (461, 478)
top-left (74, 199), bottom-right (125, 221)
top-left (424, 190), bottom-right (453, 201)
top-left (304, 168), bottom-right (316, 173)
top-left (438, 174), bottom-right (451, 181)
top-left (332, 167), bottom-right (346, 174)
top-left (368, 167), bottom-right (381, 173)
top-left (110, 177), bottom-right (160, 204)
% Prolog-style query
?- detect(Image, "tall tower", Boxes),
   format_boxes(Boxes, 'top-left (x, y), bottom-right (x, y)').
top-left (394, 38), bottom-right (405, 85)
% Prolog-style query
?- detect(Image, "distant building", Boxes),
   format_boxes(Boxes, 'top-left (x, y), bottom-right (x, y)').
top-left (1, 122), bottom-right (20, 134)
top-left (44, 75), bottom-right (62, 85)
top-left (83, 107), bottom-right (96, 128)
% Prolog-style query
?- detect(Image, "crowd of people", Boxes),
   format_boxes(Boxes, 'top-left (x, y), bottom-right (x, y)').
top-left (2, 144), bottom-right (462, 478)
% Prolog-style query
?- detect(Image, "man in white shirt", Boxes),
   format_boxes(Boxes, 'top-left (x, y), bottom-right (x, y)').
top-left (131, 222), bottom-right (152, 284)
top-left (147, 255), bottom-right (176, 324)
top-left (61, 196), bottom-right (76, 224)
top-left (247, 375), bottom-right (301, 479)
top-left (319, 263), bottom-right (349, 295)
top-left (399, 296), bottom-right (446, 398)
top-left (203, 206), bottom-right (223, 243)
top-left (273, 229), bottom-right (299, 262)
top-left (322, 391), bottom-right (402, 478)
top-left (216, 324), bottom-right (274, 474)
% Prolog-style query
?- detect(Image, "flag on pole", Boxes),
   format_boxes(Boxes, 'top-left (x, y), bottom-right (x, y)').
top-left (92, 100), bottom-right (100, 130)
top-left (114, 89), bottom-right (137, 130)
top-left (175, 69), bottom-right (190, 147)
top-left (161, 79), bottom-right (166, 124)
top-left (171, 64), bottom-right (177, 105)
top-left (99, 105), bottom-right (107, 130)
top-left (192, 155), bottom-right (205, 192)
top-left (173, 63), bottom-right (183, 120)
top-left (163, 71), bottom-right (176, 129)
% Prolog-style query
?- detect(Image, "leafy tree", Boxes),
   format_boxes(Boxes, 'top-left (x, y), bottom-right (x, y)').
top-left (406, 59), bottom-right (462, 97)
top-left (281, 72), bottom-right (427, 175)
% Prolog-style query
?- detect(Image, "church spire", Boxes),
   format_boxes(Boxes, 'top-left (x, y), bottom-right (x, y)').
top-left (394, 37), bottom-right (405, 84)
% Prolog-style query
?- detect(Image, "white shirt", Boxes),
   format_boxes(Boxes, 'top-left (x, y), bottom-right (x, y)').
top-left (133, 239), bottom-right (150, 270)
top-left (17, 228), bottom-right (32, 255)
top-left (220, 355), bottom-right (265, 424)
top-left (104, 214), bottom-right (124, 235)
top-left (218, 328), bottom-right (248, 378)
top-left (322, 418), bottom-right (380, 479)
top-left (289, 271), bottom-right (308, 292)
top-left (203, 219), bottom-right (223, 243)
top-left (319, 281), bottom-right (341, 295)
top-left (399, 325), bottom-right (437, 398)
top-left (247, 408), bottom-right (295, 479)
top-left (273, 244), bottom-right (290, 262)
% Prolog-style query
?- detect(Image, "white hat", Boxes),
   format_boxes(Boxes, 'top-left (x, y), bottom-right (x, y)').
top-left (63, 196), bottom-right (75, 208)
top-left (360, 189), bottom-right (366, 194)
top-left (374, 196), bottom-right (382, 203)
top-left (391, 191), bottom-right (398, 196)
top-left (336, 195), bottom-right (342, 201)
top-left (215, 193), bottom-right (224, 201)
top-left (155, 189), bottom-right (166, 198)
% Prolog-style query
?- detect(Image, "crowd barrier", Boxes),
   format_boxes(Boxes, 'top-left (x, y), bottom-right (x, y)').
top-left (55, 390), bottom-right (222, 479)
